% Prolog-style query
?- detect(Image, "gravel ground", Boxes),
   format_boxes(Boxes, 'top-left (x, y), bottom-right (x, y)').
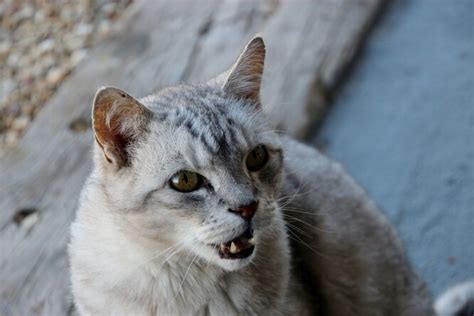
top-left (0, 0), bottom-right (132, 148)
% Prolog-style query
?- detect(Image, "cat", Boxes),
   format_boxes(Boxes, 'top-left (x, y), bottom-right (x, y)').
top-left (69, 36), bottom-right (465, 315)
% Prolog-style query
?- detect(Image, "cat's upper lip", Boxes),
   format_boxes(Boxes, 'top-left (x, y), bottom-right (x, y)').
top-left (209, 227), bottom-right (255, 259)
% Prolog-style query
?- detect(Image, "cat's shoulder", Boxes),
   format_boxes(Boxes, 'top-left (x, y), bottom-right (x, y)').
top-left (281, 136), bottom-right (354, 190)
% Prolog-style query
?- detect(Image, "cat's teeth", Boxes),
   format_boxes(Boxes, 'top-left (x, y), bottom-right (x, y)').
top-left (248, 237), bottom-right (255, 245)
top-left (220, 243), bottom-right (226, 252)
top-left (230, 242), bottom-right (238, 254)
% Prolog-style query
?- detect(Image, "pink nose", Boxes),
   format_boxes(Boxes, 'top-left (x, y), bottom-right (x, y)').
top-left (229, 201), bottom-right (258, 220)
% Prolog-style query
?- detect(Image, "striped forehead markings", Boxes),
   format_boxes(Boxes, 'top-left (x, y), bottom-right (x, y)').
top-left (148, 85), bottom-right (253, 156)
top-left (163, 105), bottom-right (237, 156)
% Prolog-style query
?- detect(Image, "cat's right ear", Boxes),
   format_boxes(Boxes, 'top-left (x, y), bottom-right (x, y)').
top-left (221, 36), bottom-right (266, 101)
top-left (92, 87), bottom-right (152, 169)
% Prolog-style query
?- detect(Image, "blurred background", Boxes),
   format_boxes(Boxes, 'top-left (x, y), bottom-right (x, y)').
top-left (0, 0), bottom-right (472, 314)
top-left (313, 0), bottom-right (473, 296)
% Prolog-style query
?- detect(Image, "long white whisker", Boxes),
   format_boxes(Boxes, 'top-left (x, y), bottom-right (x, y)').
top-left (283, 213), bottom-right (333, 234)
top-left (277, 185), bottom-right (314, 209)
top-left (282, 219), bottom-right (313, 238)
top-left (175, 251), bottom-right (200, 300)
top-left (286, 229), bottom-right (323, 257)
top-left (107, 244), bottom-right (180, 293)
top-left (283, 208), bottom-right (323, 217)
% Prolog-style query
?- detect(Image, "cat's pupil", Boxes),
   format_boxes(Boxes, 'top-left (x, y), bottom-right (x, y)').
top-left (246, 145), bottom-right (269, 171)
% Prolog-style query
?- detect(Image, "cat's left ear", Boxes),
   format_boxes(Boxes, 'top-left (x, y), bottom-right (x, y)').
top-left (92, 87), bottom-right (152, 169)
top-left (222, 36), bottom-right (266, 101)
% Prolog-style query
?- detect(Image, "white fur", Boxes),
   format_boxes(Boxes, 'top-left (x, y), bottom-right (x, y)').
top-left (435, 280), bottom-right (474, 316)
top-left (69, 182), bottom-right (295, 315)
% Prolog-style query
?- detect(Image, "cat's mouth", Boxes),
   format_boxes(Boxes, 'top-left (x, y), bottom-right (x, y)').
top-left (210, 227), bottom-right (255, 260)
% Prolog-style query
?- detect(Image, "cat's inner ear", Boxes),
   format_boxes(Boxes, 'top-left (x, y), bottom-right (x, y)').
top-left (92, 87), bottom-right (152, 169)
top-left (222, 36), bottom-right (266, 101)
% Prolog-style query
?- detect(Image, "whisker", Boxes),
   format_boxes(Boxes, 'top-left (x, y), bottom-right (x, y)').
top-left (107, 246), bottom-right (177, 293)
top-left (283, 208), bottom-right (322, 217)
top-left (175, 251), bottom-right (200, 299)
top-left (282, 219), bottom-right (312, 238)
top-left (283, 213), bottom-right (333, 234)
top-left (276, 180), bottom-right (315, 209)
top-left (108, 237), bottom-right (195, 292)
top-left (286, 229), bottom-right (324, 257)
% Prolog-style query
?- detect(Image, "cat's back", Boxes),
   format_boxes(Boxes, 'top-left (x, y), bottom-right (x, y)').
top-left (280, 136), bottom-right (434, 315)
top-left (280, 136), bottom-right (366, 209)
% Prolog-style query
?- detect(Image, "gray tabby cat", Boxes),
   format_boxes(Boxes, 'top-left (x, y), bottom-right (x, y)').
top-left (69, 37), bottom-right (460, 315)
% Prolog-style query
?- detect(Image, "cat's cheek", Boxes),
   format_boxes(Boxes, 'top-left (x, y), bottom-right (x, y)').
top-left (253, 203), bottom-right (278, 230)
top-left (256, 164), bottom-right (283, 191)
top-left (259, 166), bottom-right (280, 182)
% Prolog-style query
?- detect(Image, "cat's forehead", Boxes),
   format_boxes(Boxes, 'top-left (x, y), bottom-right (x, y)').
top-left (141, 84), bottom-right (268, 161)
top-left (142, 84), bottom-right (229, 112)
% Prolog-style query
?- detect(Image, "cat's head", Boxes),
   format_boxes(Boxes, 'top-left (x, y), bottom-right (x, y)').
top-left (91, 37), bottom-right (283, 271)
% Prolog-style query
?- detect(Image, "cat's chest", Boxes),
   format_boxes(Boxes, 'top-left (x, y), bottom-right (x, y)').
top-left (131, 263), bottom-right (251, 315)
top-left (109, 227), bottom-right (292, 315)
top-left (136, 265), bottom-right (281, 316)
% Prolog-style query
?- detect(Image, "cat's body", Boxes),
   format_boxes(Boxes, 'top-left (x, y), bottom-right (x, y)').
top-left (70, 37), bottom-right (442, 315)
top-left (70, 135), bottom-right (431, 315)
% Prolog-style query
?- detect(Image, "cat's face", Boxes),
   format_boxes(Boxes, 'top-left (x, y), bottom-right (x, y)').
top-left (132, 87), bottom-right (282, 270)
top-left (91, 37), bottom-right (283, 270)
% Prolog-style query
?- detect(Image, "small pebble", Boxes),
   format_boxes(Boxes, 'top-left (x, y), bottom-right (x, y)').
top-left (70, 49), bottom-right (88, 66)
top-left (11, 116), bottom-right (30, 131)
top-left (46, 67), bottom-right (68, 86)
top-left (37, 38), bottom-right (55, 54)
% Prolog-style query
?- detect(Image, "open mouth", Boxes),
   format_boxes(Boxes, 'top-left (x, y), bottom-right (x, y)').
top-left (212, 227), bottom-right (255, 260)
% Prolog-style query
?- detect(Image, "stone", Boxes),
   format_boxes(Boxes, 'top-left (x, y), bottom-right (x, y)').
top-left (11, 116), bottom-right (30, 131)
top-left (98, 21), bottom-right (112, 38)
top-left (70, 49), bottom-right (88, 66)
top-left (0, 41), bottom-right (12, 61)
top-left (46, 67), bottom-right (68, 86)
top-left (74, 23), bottom-right (93, 37)
top-left (37, 38), bottom-right (55, 54)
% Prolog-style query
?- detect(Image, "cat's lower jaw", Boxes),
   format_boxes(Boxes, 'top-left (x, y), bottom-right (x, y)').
top-left (193, 228), bottom-right (270, 272)
top-left (216, 226), bottom-right (255, 259)
top-left (197, 206), bottom-right (278, 272)
top-left (203, 226), bottom-right (256, 270)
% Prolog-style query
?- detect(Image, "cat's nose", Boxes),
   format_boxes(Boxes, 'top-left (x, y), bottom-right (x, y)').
top-left (228, 200), bottom-right (258, 221)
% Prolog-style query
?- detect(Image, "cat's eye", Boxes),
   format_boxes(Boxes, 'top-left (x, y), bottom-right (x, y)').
top-left (246, 145), bottom-right (269, 172)
top-left (170, 170), bottom-right (202, 192)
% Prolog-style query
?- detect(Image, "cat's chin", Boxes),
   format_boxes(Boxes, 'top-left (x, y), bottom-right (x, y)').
top-left (215, 253), bottom-right (255, 271)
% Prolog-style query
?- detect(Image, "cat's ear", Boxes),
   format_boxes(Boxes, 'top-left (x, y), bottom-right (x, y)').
top-left (222, 36), bottom-right (266, 101)
top-left (92, 87), bottom-right (152, 169)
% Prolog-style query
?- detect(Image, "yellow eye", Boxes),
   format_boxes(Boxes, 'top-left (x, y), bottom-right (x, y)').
top-left (246, 145), bottom-right (269, 171)
top-left (170, 171), bottom-right (202, 192)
